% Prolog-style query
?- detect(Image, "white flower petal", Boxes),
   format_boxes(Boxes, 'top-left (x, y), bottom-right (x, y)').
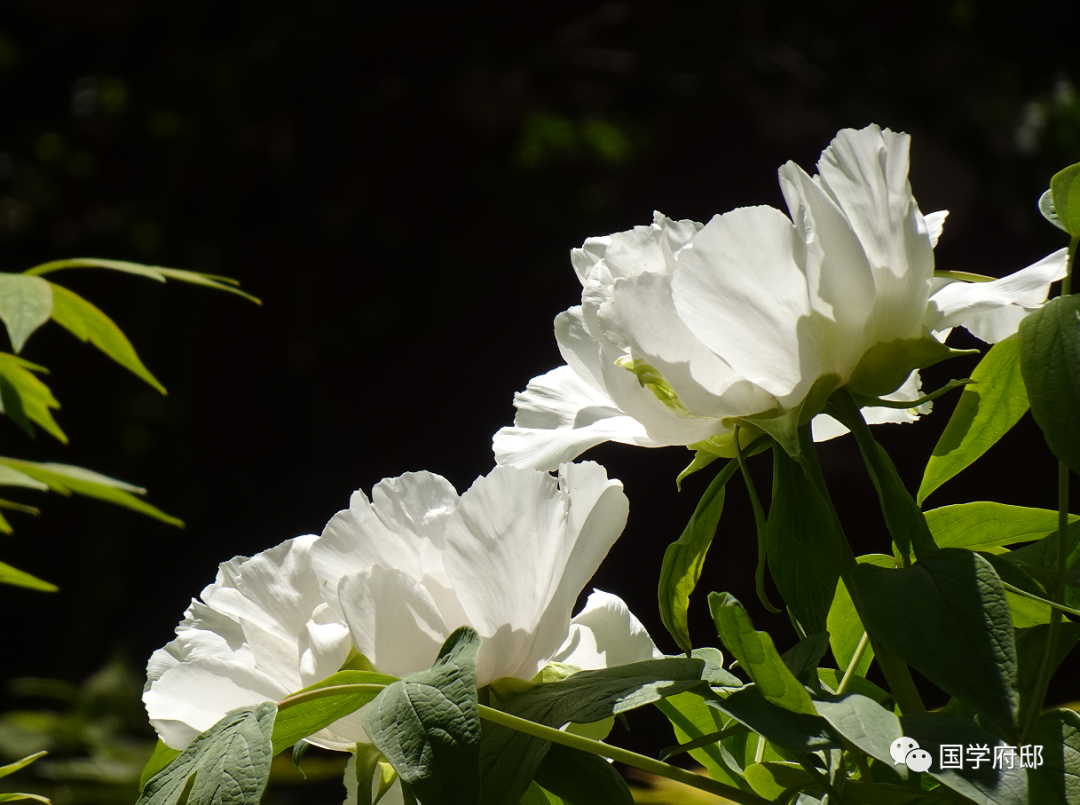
top-left (924, 210), bottom-right (948, 248)
top-left (442, 464), bottom-right (627, 685)
top-left (673, 206), bottom-right (817, 400)
top-left (552, 590), bottom-right (662, 669)
top-left (493, 365), bottom-right (658, 470)
top-left (338, 567), bottom-right (452, 680)
top-left (926, 248), bottom-right (1068, 342)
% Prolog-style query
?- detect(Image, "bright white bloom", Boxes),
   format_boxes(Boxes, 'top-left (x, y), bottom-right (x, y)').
top-left (143, 535), bottom-right (359, 751)
top-left (494, 125), bottom-right (1067, 470)
top-left (311, 462), bottom-right (660, 687)
top-left (143, 462), bottom-right (658, 759)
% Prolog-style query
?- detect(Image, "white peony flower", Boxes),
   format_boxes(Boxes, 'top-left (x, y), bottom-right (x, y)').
top-left (494, 124), bottom-right (1067, 470)
top-left (310, 462), bottom-right (660, 687)
top-left (143, 534), bottom-right (359, 751)
top-left (143, 462), bottom-right (659, 759)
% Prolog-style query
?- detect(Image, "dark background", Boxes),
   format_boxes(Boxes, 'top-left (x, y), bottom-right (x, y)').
top-left (1, 0), bottom-right (1079, 798)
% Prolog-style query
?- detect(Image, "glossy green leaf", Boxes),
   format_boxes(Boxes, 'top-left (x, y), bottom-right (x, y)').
top-left (363, 627), bottom-right (481, 805)
top-left (744, 761), bottom-right (817, 800)
top-left (0, 274), bottom-right (52, 354)
top-left (926, 502), bottom-right (1077, 552)
top-left (705, 685), bottom-right (838, 753)
top-left (0, 353), bottom-right (65, 443)
top-left (0, 752), bottom-right (47, 780)
top-left (813, 694), bottom-right (905, 775)
top-left (23, 258), bottom-right (261, 304)
top-left (1019, 295), bottom-right (1080, 473)
top-left (827, 390), bottom-right (937, 561)
top-left (659, 459), bottom-right (739, 655)
top-left (0, 559), bottom-right (57, 592)
top-left (708, 592), bottom-right (816, 716)
top-left (767, 447), bottom-right (844, 635)
top-left (1039, 188), bottom-right (1067, 232)
top-left (481, 652), bottom-right (733, 805)
top-left (1028, 708), bottom-right (1080, 804)
top-left (532, 744), bottom-right (632, 805)
top-left (902, 712), bottom-right (1029, 804)
top-left (1050, 162), bottom-right (1080, 235)
top-left (852, 550), bottom-right (1019, 740)
top-left (273, 670), bottom-right (396, 755)
top-left (827, 554), bottom-right (894, 678)
top-left (136, 702), bottom-right (276, 805)
top-left (918, 338), bottom-right (1029, 504)
top-left (48, 283), bottom-right (165, 393)
top-left (654, 690), bottom-right (752, 791)
top-left (0, 458), bottom-right (183, 526)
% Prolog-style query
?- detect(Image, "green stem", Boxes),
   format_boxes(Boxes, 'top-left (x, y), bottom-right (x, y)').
top-left (1000, 579), bottom-right (1080, 618)
top-left (477, 705), bottom-right (771, 805)
top-left (795, 421), bottom-right (926, 715)
top-left (837, 632), bottom-right (870, 695)
top-left (735, 425), bottom-right (782, 614)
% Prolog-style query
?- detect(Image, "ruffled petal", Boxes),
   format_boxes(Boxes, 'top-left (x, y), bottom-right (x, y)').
top-left (493, 365), bottom-right (658, 470)
top-left (926, 248), bottom-right (1068, 342)
top-left (672, 205), bottom-right (818, 401)
top-left (442, 463), bottom-right (627, 685)
top-left (551, 590), bottom-right (662, 669)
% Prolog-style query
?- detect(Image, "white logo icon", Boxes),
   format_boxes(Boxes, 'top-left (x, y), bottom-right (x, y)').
top-left (889, 736), bottom-right (932, 772)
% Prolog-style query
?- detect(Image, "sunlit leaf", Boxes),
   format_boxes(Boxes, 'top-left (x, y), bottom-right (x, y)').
top-left (48, 283), bottom-right (165, 393)
top-left (273, 670), bottom-right (395, 755)
top-left (0, 274), bottom-right (52, 353)
top-left (0, 353), bottom-right (65, 443)
top-left (0, 458), bottom-right (183, 526)
top-left (1050, 162), bottom-right (1080, 235)
top-left (0, 752), bottom-right (47, 780)
top-left (0, 559), bottom-right (57, 592)
top-left (918, 338), bottom-right (1029, 505)
top-left (1039, 188), bottom-right (1067, 232)
top-left (23, 258), bottom-right (261, 304)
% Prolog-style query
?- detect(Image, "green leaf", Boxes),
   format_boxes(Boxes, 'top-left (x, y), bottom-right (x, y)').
top-left (705, 685), bottom-right (839, 754)
top-left (48, 283), bottom-right (166, 393)
top-left (517, 782), bottom-right (565, 805)
top-left (362, 627), bottom-right (481, 805)
top-left (136, 702), bottom-right (276, 805)
top-left (1050, 162), bottom-right (1080, 235)
top-left (1028, 708), bottom-right (1080, 804)
top-left (23, 258), bottom-right (261, 305)
top-left (1040, 189), bottom-right (1067, 232)
top-left (0, 353), bottom-right (65, 443)
top-left (926, 502), bottom-right (1077, 552)
top-left (532, 744), bottom-right (632, 805)
top-left (0, 274), bottom-right (52, 353)
top-left (1019, 295), bottom-right (1080, 473)
top-left (654, 690), bottom-right (753, 791)
top-left (348, 744), bottom-right (398, 805)
top-left (273, 670), bottom-right (396, 755)
top-left (815, 669), bottom-right (890, 705)
top-left (827, 554), bottom-right (894, 678)
top-left (0, 752), bottom-right (47, 780)
top-left (813, 694), bottom-right (905, 775)
top-left (0, 458), bottom-right (183, 526)
top-left (0, 795), bottom-right (52, 803)
top-left (852, 550), bottom-right (1019, 740)
top-left (708, 592), bottom-right (816, 716)
top-left (0, 464), bottom-right (48, 491)
top-left (0, 560), bottom-right (57, 592)
top-left (847, 337), bottom-right (975, 399)
top-left (918, 338), bottom-right (1029, 505)
top-left (734, 374), bottom-right (840, 463)
top-left (481, 652), bottom-right (732, 805)
top-left (780, 633), bottom-right (830, 688)
top-left (827, 390), bottom-right (937, 562)
top-left (744, 761), bottom-right (818, 801)
top-left (659, 459), bottom-right (739, 655)
top-left (138, 741), bottom-right (182, 791)
top-left (901, 711), bottom-right (1029, 804)
top-left (766, 447), bottom-right (845, 635)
